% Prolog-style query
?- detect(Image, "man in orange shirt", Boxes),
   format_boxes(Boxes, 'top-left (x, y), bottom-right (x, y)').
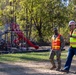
top-left (49, 27), bottom-right (65, 71)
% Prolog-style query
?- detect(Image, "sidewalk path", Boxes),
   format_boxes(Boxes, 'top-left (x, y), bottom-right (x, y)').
top-left (0, 59), bottom-right (76, 75)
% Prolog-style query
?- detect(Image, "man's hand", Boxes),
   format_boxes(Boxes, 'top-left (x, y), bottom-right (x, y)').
top-left (71, 36), bottom-right (76, 38)
top-left (61, 48), bottom-right (65, 51)
top-left (70, 35), bottom-right (72, 37)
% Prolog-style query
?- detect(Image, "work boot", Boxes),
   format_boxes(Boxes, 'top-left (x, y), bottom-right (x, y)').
top-left (56, 67), bottom-right (61, 71)
top-left (74, 72), bottom-right (76, 74)
top-left (56, 65), bottom-right (61, 71)
top-left (56, 61), bottom-right (61, 71)
top-left (50, 66), bottom-right (56, 70)
top-left (60, 69), bottom-right (69, 73)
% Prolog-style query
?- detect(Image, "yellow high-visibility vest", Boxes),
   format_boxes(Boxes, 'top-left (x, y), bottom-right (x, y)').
top-left (70, 29), bottom-right (76, 47)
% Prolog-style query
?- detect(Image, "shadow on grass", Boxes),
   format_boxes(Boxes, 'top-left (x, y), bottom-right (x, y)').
top-left (0, 52), bottom-right (50, 62)
top-left (20, 56), bottom-right (49, 62)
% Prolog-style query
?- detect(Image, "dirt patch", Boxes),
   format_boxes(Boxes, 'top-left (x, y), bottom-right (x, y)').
top-left (0, 60), bottom-right (76, 75)
top-left (0, 46), bottom-right (76, 75)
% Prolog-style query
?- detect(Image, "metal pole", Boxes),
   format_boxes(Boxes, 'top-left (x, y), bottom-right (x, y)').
top-left (10, 0), bottom-right (14, 52)
top-left (26, 8), bottom-right (29, 50)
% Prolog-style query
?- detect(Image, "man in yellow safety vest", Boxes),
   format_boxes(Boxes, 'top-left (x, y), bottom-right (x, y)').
top-left (61, 20), bottom-right (76, 73)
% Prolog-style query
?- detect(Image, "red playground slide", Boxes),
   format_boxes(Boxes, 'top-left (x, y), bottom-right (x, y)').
top-left (11, 23), bottom-right (39, 49)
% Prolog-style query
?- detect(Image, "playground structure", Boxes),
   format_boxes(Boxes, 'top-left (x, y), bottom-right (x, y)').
top-left (11, 23), bottom-right (39, 49)
top-left (0, 23), bottom-right (39, 53)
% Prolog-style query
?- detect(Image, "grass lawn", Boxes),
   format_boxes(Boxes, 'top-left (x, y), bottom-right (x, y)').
top-left (0, 50), bottom-right (68, 63)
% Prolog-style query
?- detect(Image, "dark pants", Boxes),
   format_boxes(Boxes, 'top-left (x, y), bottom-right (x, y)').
top-left (64, 47), bottom-right (76, 71)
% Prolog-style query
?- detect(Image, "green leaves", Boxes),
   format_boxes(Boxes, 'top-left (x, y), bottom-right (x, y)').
top-left (0, 0), bottom-right (75, 42)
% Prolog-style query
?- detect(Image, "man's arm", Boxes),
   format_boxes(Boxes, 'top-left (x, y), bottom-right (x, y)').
top-left (60, 35), bottom-right (65, 50)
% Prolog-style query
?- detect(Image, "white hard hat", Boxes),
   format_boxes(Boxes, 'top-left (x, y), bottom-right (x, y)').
top-left (69, 20), bottom-right (76, 26)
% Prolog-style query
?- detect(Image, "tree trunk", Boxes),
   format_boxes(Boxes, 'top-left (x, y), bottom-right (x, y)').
top-left (37, 17), bottom-right (43, 42)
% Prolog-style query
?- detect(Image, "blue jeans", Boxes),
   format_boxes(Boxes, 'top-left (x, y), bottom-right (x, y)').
top-left (64, 47), bottom-right (76, 71)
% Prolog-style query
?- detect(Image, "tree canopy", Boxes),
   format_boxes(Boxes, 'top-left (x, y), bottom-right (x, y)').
top-left (0, 0), bottom-right (75, 42)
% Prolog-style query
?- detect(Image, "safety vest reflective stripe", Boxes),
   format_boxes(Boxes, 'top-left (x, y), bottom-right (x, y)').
top-left (52, 46), bottom-right (60, 49)
top-left (70, 29), bottom-right (76, 47)
top-left (70, 42), bottom-right (76, 44)
top-left (70, 42), bottom-right (76, 47)
top-left (52, 34), bottom-right (61, 50)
